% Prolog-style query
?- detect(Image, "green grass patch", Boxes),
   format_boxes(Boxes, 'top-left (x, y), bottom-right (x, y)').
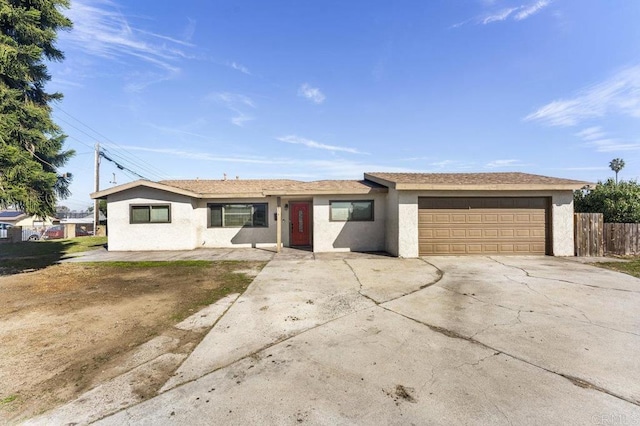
top-left (0, 236), bottom-right (107, 274)
top-left (596, 259), bottom-right (640, 278)
top-left (170, 261), bottom-right (264, 322)
top-left (0, 395), bottom-right (18, 405)
top-left (63, 236), bottom-right (108, 254)
top-left (0, 236), bottom-right (107, 258)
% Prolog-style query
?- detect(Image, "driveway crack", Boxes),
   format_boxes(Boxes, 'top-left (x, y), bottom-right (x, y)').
top-left (379, 305), bottom-right (640, 408)
top-left (343, 258), bottom-right (444, 305)
top-left (488, 257), bottom-right (640, 294)
top-left (503, 275), bottom-right (595, 324)
top-left (343, 260), bottom-right (379, 305)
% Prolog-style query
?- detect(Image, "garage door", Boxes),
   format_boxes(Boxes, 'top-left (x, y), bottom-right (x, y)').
top-left (418, 197), bottom-right (549, 255)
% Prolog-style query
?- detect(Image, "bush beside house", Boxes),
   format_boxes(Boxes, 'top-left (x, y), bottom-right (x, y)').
top-left (574, 179), bottom-right (640, 223)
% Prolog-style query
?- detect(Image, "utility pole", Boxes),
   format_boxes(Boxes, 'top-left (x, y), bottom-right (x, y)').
top-left (94, 143), bottom-right (100, 235)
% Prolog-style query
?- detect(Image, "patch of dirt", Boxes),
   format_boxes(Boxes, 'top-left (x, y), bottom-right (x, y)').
top-left (383, 384), bottom-right (417, 405)
top-left (0, 261), bottom-right (265, 424)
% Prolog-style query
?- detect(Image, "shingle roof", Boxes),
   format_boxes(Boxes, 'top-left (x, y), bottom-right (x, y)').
top-left (364, 172), bottom-right (590, 190)
top-left (147, 178), bottom-right (386, 197)
top-left (92, 171), bottom-right (588, 200)
top-left (160, 179), bottom-right (302, 194)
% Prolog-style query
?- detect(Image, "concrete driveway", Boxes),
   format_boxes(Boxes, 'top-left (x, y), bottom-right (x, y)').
top-left (34, 255), bottom-right (640, 425)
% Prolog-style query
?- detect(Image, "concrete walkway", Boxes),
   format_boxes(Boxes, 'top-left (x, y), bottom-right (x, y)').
top-left (30, 254), bottom-right (640, 425)
top-left (62, 246), bottom-right (278, 262)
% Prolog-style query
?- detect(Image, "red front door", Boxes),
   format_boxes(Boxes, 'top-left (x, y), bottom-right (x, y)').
top-left (290, 202), bottom-right (311, 246)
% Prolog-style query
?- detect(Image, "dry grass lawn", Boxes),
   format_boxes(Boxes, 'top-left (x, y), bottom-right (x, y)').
top-left (0, 258), bottom-right (265, 423)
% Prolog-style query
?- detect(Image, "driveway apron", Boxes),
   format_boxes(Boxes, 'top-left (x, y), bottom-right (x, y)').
top-left (31, 254), bottom-right (640, 425)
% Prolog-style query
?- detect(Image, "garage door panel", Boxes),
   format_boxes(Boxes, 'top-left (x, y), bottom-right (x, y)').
top-left (467, 244), bottom-right (483, 253)
top-left (418, 197), bottom-right (548, 255)
top-left (451, 229), bottom-right (466, 238)
top-left (467, 214), bottom-right (483, 223)
top-left (451, 214), bottom-right (467, 223)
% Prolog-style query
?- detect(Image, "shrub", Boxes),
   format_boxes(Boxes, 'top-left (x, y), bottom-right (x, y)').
top-left (574, 179), bottom-right (640, 223)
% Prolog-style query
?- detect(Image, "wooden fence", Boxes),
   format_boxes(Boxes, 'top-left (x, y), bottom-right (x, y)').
top-left (574, 213), bottom-right (640, 256)
top-left (604, 223), bottom-right (640, 256)
top-left (574, 213), bottom-right (603, 257)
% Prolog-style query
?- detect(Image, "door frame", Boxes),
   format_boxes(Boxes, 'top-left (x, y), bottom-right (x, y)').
top-left (289, 201), bottom-right (312, 248)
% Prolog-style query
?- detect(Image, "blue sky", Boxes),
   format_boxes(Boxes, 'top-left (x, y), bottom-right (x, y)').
top-left (47, 0), bottom-right (640, 211)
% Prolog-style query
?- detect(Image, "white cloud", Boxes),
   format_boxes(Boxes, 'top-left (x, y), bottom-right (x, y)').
top-left (587, 139), bottom-right (640, 152)
top-left (575, 126), bottom-right (606, 141)
top-left (482, 7), bottom-right (519, 24)
top-left (230, 111), bottom-right (253, 127)
top-left (182, 18), bottom-right (197, 41)
top-left (514, 0), bottom-right (552, 21)
top-left (455, 0), bottom-right (553, 27)
top-left (228, 61), bottom-right (251, 75)
top-left (122, 146), bottom-right (284, 164)
top-left (120, 145), bottom-right (412, 180)
top-left (485, 159), bottom-right (524, 168)
top-left (208, 92), bottom-right (256, 126)
top-left (277, 135), bottom-right (364, 154)
top-left (297, 83), bottom-right (326, 104)
top-left (212, 92), bottom-right (256, 109)
top-left (525, 65), bottom-right (640, 126)
top-left (60, 0), bottom-right (196, 88)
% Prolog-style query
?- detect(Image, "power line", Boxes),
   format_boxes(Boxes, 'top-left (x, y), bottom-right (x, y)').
top-left (100, 150), bottom-right (148, 180)
top-left (54, 115), bottom-right (166, 181)
top-left (54, 107), bottom-right (169, 179)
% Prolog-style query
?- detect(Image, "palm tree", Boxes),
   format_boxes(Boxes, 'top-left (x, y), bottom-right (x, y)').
top-left (610, 158), bottom-right (625, 184)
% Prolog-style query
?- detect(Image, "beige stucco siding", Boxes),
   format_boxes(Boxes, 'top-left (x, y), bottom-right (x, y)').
top-left (197, 198), bottom-right (277, 248)
top-left (395, 190), bottom-right (576, 258)
top-left (550, 192), bottom-right (574, 256)
top-left (312, 194), bottom-right (386, 253)
top-left (385, 189), bottom-right (400, 256)
top-left (107, 188), bottom-right (197, 251)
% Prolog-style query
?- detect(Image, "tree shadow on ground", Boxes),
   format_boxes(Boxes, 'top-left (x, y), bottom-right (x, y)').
top-left (0, 240), bottom-right (80, 276)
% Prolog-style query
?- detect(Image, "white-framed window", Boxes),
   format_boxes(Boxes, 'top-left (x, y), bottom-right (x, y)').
top-left (209, 203), bottom-right (268, 227)
top-left (329, 200), bottom-right (374, 222)
top-left (130, 204), bottom-right (171, 224)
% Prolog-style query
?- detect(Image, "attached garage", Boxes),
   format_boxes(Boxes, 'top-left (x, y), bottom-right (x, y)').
top-left (364, 171), bottom-right (589, 258)
top-left (418, 197), bottom-right (549, 255)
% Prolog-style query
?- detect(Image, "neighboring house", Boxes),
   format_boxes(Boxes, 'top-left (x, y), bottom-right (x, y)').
top-left (58, 211), bottom-right (106, 230)
top-left (0, 210), bottom-right (58, 228)
top-left (91, 172), bottom-right (588, 257)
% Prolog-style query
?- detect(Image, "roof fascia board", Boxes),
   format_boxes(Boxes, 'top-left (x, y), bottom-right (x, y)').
top-left (363, 173), bottom-right (395, 189)
top-left (394, 183), bottom-right (587, 191)
top-left (262, 188), bottom-right (388, 196)
top-left (91, 180), bottom-right (199, 199)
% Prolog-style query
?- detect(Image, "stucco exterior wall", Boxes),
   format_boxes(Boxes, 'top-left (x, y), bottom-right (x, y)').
top-left (397, 191), bottom-right (420, 258)
top-left (551, 192), bottom-right (574, 256)
top-left (385, 189), bottom-right (399, 256)
top-left (197, 198), bottom-right (278, 248)
top-left (395, 190), bottom-right (577, 258)
top-left (107, 188), bottom-right (197, 251)
top-left (312, 194), bottom-right (386, 253)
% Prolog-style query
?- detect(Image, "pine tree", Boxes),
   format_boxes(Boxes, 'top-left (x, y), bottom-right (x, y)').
top-left (0, 0), bottom-right (74, 217)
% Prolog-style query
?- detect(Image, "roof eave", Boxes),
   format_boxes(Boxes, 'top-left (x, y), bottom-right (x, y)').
top-left (91, 180), bottom-right (199, 200)
top-left (263, 188), bottom-right (388, 196)
top-left (363, 173), bottom-right (395, 189)
top-left (394, 183), bottom-right (589, 191)
top-left (199, 192), bottom-right (267, 199)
